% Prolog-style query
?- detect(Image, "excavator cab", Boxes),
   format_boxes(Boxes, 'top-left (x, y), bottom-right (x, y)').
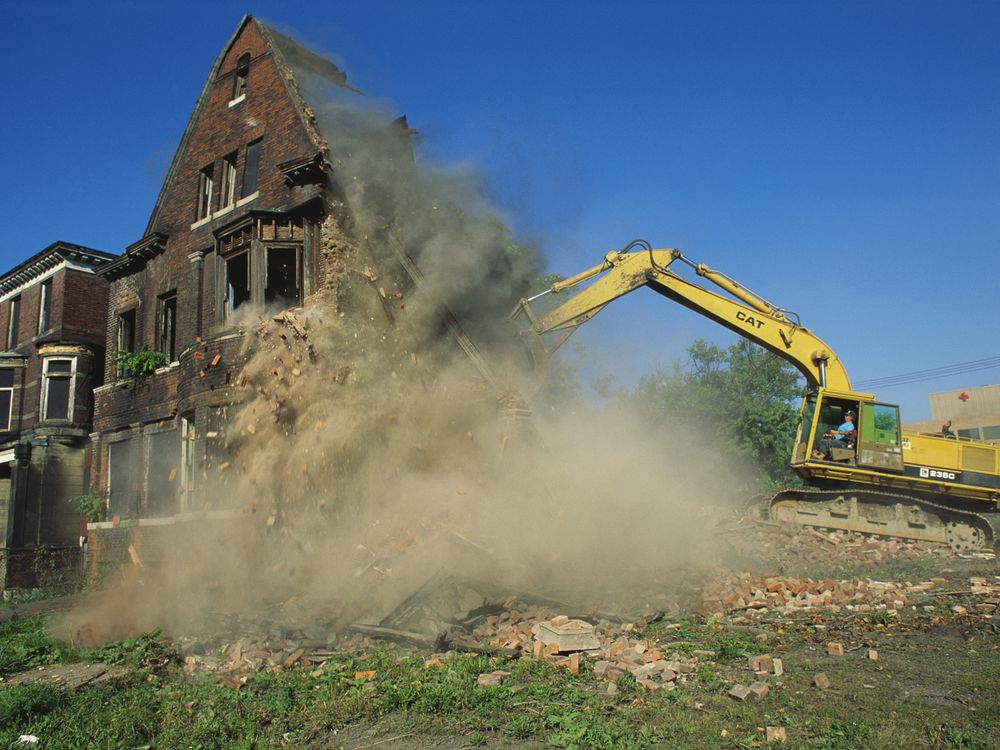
top-left (793, 389), bottom-right (904, 471)
top-left (793, 390), bottom-right (860, 464)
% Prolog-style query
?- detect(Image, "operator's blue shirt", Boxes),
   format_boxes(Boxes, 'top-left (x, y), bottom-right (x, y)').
top-left (834, 421), bottom-right (855, 442)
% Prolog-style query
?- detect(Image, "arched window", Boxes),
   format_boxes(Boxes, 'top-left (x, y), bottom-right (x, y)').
top-left (232, 53), bottom-right (251, 101)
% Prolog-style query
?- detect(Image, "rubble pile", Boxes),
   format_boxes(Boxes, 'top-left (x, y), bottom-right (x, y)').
top-left (701, 570), bottom-right (1000, 621)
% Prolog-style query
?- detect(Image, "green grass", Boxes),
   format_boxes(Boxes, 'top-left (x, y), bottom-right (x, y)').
top-left (0, 613), bottom-right (997, 749)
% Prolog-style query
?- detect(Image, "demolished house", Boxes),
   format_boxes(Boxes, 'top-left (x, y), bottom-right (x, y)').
top-left (0, 242), bottom-right (114, 591)
top-left (85, 16), bottom-right (422, 579)
top-left (82, 13), bottom-right (532, 589)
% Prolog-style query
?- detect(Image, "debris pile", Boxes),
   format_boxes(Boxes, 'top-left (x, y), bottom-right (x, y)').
top-left (701, 570), bottom-right (1000, 620)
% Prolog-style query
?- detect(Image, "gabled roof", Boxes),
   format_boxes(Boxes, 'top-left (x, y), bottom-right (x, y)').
top-left (0, 242), bottom-right (115, 296)
top-left (144, 14), bottom-right (361, 235)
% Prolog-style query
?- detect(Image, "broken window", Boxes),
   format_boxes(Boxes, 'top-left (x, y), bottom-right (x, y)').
top-left (38, 279), bottom-right (52, 334)
top-left (41, 357), bottom-right (74, 421)
top-left (6, 296), bottom-right (20, 349)
top-left (265, 247), bottom-right (301, 306)
top-left (0, 369), bottom-right (13, 431)
top-left (242, 139), bottom-right (262, 197)
top-left (225, 252), bottom-right (251, 317)
top-left (108, 439), bottom-right (133, 518)
top-left (117, 309), bottom-right (136, 353)
top-left (158, 292), bottom-right (177, 362)
top-left (220, 152), bottom-right (238, 210)
top-left (233, 52), bottom-right (250, 101)
top-left (196, 163), bottom-right (214, 221)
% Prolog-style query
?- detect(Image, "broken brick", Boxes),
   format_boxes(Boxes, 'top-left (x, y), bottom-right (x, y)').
top-left (813, 673), bottom-right (831, 690)
top-left (826, 642), bottom-right (844, 656)
top-left (765, 726), bottom-right (787, 743)
top-left (748, 681), bottom-right (769, 700)
top-left (728, 683), bottom-right (752, 701)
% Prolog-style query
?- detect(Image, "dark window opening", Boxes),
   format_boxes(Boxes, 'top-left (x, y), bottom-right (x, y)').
top-left (242, 139), bottom-right (262, 197)
top-left (233, 52), bottom-right (251, 100)
top-left (7, 296), bottom-right (20, 349)
top-left (0, 368), bottom-right (13, 431)
top-left (38, 279), bottom-right (52, 333)
top-left (117, 309), bottom-right (136, 353)
top-left (265, 247), bottom-right (301, 306)
top-left (158, 292), bottom-right (177, 362)
top-left (226, 253), bottom-right (251, 317)
top-left (196, 164), bottom-right (214, 220)
top-left (42, 358), bottom-right (73, 421)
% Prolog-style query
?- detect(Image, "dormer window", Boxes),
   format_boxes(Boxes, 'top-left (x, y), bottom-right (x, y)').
top-left (232, 53), bottom-right (250, 103)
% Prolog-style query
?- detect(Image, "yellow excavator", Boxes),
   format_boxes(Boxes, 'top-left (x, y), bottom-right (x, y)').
top-left (511, 240), bottom-right (999, 552)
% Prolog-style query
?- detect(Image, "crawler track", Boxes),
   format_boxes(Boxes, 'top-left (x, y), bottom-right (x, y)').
top-left (767, 488), bottom-right (997, 552)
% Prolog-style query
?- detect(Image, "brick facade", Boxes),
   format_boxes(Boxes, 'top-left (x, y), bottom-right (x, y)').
top-left (0, 243), bottom-right (113, 591)
top-left (87, 16), bottom-right (382, 577)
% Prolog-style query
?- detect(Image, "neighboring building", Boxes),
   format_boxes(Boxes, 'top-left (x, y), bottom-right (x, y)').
top-left (903, 384), bottom-right (1000, 444)
top-left (0, 242), bottom-right (114, 590)
top-left (87, 15), bottom-right (404, 576)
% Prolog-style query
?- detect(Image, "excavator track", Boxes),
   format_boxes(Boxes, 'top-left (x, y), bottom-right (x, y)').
top-left (766, 488), bottom-right (997, 553)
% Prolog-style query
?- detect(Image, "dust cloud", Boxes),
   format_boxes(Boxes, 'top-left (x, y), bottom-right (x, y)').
top-left (59, 37), bottom-right (748, 645)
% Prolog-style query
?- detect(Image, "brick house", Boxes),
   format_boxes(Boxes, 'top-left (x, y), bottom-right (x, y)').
top-left (86, 15), bottom-right (403, 574)
top-left (0, 241), bottom-right (113, 590)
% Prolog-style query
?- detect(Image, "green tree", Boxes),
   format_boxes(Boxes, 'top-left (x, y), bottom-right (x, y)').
top-left (631, 338), bottom-right (804, 489)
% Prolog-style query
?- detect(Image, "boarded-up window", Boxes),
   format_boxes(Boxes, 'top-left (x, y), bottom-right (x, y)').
top-left (108, 440), bottom-right (133, 518)
top-left (147, 431), bottom-right (179, 518)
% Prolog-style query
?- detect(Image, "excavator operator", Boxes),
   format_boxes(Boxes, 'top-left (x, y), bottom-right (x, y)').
top-left (815, 410), bottom-right (857, 460)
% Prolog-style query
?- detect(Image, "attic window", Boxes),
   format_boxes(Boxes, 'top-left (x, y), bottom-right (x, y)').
top-left (232, 53), bottom-right (251, 103)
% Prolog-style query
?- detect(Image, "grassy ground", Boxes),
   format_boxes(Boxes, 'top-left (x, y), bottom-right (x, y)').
top-left (1, 556), bottom-right (997, 749)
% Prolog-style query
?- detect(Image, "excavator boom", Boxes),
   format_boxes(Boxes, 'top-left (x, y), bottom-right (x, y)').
top-left (513, 241), bottom-right (853, 392)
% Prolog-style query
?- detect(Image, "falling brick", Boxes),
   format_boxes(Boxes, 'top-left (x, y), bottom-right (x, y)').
top-left (866, 650), bottom-right (879, 661)
top-left (210, 354), bottom-right (222, 367)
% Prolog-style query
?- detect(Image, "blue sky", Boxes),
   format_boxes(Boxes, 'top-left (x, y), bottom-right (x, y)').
top-left (3, 1), bottom-right (998, 420)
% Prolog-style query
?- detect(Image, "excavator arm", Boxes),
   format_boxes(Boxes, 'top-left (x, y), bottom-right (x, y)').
top-left (512, 240), bottom-right (853, 392)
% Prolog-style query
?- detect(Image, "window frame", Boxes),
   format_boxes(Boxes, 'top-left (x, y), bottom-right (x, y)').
top-left (224, 250), bottom-right (252, 319)
top-left (220, 152), bottom-right (238, 211)
top-left (7, 295), bottom-right (20, 349)
top-left (242, 139), bottom-right (262, 198)
top-left (40, 356), bottom-right (76, 422)
top-left (232, 52), bottom-right (251, 102)
top-left (117, 309), bottom-right (136, 354)
top-left (38, 278), bottom-right (52, 334)
top-left (196, 163), bottom-right (214, 221)
top-left (0, 368), bottom-right (14, 431)
top-left (157, 292), bottom-right (178, 363)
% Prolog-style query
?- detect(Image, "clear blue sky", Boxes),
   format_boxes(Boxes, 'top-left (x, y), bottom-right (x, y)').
top-left (3, 1), bottom-right (998, 420)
